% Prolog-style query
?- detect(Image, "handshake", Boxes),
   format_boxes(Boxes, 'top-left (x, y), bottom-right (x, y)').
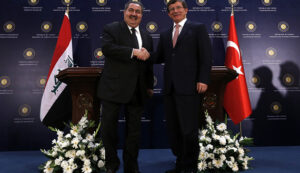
top-left (133, 47), bottom-right (150, 61)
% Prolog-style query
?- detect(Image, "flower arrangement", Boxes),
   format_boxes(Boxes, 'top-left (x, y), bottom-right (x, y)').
top-left (39, 111), bottom-right (105, 173)
top-left (198, 111), bottom-right (254, 172)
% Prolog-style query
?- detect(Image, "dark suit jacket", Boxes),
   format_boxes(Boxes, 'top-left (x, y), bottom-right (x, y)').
top-left (155, 20), bottom-right (212, 95)
top-left (97, 21), bottom-right (153, 104)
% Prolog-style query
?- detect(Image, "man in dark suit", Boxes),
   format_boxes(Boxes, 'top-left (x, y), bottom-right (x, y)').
top-left (97, 1), bottom-right (153, 173)
top-left (154, 0), bottom-right (212, 172)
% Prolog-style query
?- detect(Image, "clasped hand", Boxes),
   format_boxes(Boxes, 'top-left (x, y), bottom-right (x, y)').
top-left (133, 47), bottom-right (150, 61)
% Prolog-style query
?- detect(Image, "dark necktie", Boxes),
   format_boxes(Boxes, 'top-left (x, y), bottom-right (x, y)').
top-left (131, 28), bottom-right (139, 49)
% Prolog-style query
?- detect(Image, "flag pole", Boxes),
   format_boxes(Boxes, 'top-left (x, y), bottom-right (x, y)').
top-left (67, 4), bottom-right (70, 15)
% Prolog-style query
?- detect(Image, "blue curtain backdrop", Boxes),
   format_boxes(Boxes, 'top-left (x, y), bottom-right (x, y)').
top-left (0, 0), bottom-right (300, 151)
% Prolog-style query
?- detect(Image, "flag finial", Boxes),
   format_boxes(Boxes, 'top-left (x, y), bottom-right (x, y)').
top-left (66, 4), bottom-right (70, 15)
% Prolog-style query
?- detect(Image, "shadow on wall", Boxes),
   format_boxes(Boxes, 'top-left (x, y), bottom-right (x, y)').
top-left (251, 62), bottom-right (300, 146)
top-left (279, 61), bottom-right (300, 145)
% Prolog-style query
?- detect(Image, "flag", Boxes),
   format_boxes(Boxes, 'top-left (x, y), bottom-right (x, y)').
top-left (40, 10), bottom-right (73, 127)
top-left (224, 11), bottom-right (252, 124)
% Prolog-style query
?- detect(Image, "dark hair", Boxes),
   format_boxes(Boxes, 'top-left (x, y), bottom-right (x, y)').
top-left (167, 0), bottom-right (188, 13)
top-left (124, 1), bottom-right (144, 13)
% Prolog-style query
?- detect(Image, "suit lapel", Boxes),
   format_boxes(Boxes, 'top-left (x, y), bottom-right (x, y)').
top-left (121, 21), bottom-right (136, 47)
top-left (167, 27), bottom-right (173, 49)
top-left (175, 20), bottom-right (191, 48)
top-left (140, 30), bottom-right (147, 48)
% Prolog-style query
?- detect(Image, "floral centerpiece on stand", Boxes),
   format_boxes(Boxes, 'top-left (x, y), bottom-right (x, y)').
top-left (39, 111), bottom-right (105, 173)
top-left (198, 111), bottom-right (254, 172)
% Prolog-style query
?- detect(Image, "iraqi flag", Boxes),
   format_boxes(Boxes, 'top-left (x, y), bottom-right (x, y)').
top-left (40, 11), bottom-right (73, 128)
top-left (224, 11), bottom-right (252, 124)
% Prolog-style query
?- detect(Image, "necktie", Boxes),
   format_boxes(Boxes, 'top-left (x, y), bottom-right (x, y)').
top-left (131, 28), bottom-right (139, 49)
top-left (172, 24), bottom-right (180, 48)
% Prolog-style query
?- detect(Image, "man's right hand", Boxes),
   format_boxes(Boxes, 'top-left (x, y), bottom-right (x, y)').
top-left (133, 48), bottom-right (150, 61)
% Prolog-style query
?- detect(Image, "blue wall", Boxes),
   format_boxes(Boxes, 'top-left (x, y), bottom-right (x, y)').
top-left (0, 0), bottom-right (300, 151)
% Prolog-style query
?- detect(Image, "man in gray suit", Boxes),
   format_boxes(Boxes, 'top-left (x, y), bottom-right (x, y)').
top-left (97, 1), bottom-right (153, 173)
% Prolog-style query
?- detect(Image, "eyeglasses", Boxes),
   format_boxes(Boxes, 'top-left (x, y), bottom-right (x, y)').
top-left (169, 6), bottom-right (184, 12)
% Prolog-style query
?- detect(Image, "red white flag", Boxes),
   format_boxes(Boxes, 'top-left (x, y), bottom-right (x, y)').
top-left (40, 11), bottom-right (73, 123)
top-left (224, 12), bottom-right (252, 124)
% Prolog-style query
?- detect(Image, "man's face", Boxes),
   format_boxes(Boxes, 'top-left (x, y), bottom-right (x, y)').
top-left (124, 3), bottom-right (143, 28)
top-left (168, 1), bottom-right (188, 23)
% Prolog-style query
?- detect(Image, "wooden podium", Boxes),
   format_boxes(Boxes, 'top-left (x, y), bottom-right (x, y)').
top-left (56, 66), bottom-right (236, 125)
top-left (56, 67), bottom-right (102, 124)
top-left (203, 66), bottom-right (238, 122)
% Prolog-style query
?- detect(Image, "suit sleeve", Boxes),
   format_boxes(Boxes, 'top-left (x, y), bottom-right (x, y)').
top-left (149, 33), bottom-right (165, 64)
top-left (101, 24), bottom-right (133, 63)
top-left (197, 24), bottom-right (212, 84)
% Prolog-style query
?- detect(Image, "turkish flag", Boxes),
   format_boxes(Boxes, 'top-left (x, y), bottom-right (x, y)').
top-left (224, 12), bottom-right (252, 124)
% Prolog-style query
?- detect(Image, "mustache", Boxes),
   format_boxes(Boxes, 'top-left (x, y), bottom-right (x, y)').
top-left (129, 15), bottom-right (138, 20)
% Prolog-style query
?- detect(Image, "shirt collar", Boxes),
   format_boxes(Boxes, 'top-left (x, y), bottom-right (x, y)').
top-left (173, 18), bottom-right (187, 28)
top-left (127, 25), bottom-right (140, 34)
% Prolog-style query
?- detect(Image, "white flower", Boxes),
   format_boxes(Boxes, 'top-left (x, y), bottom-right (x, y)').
top-left (76, 150), bottom-right (85, 157)
top-left (198, 161), bottom-right (207, 171)
top-left (93, 154), bottom-right (98, 161)
top-left (51, 151), bottom-right (57, 157)
top-left (54, 156), bottom-right (63, 166)
top-left (44, 160), bottom-right (52, 168)
top-left (201, 129), bottom-right (208, 136)
top-left (88, 142), bottom-right (95, 148)
top-left (225, 135), bottom-right (234, 143)
top-left (226, 160), bottom-right (233, 168)
top-left (205, 137), bottom-right (212, 143)
top-left (65, 134), bottom-right (71, 138)
top-left (220, 154), bottom-right (226, 161)
top-left (71, 137), bottom-right (80, 149)
top-left (218, 147), bottom-right (226, 154)
top-left (60, 140), bottom-right (70, 148)
top-left (86, 133), bottom-right (94, 142)
top-left (208, 153), bottom-right (215, 159)
top-left (198, 151), bottom-right (208, 160)
top-left (200, 136), bottom-right (206, 142)
top-left (205, 144), bottom-right (214, 151)
top-left (235, 140), bottom-right (240, 147)
top-left (60, 160), bottom-right (68, 169)
top-left (63, 165), bottom-right (73, 173)
top-left (70, 126), bottom-right (79, 136)
top-left (212, 159), bottom-right (224, 168)
top-left (230, 156), bottom-right (235, 162)
top-left (82, 164), bottom-right (92, 173)
top-left (98, 160), bottom-right (105, 168)
top-left (43, 167), bottom-right (53, 173)
top-left (238, 148), bottom-right (245, 157)
top-left (83, 158), bottom-right (91, 166)
top-left (100, 148), bottom-right (105, 159)
top-left (242, 161), bottom-right (249, 170)
top-left (206, 115), bottom-right (213, 125)
top-left (65, 150), bottom-right (76, 159)
top-left (207, 161), bottom-right (213, 169)
top-left (212, 134), bottom-right (220, 140)
top-left (219, 136), bottom-right (226, 145)
top-left (216, 123), bottom-right (227, 131)
top-left (57, 130), bottom-right (64, 138)
top-left (232, 163), bottom-right (239, 172)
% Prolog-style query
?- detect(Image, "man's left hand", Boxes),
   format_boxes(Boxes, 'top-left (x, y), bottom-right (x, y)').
top-left (197, 82), bottom-right (208, 94)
